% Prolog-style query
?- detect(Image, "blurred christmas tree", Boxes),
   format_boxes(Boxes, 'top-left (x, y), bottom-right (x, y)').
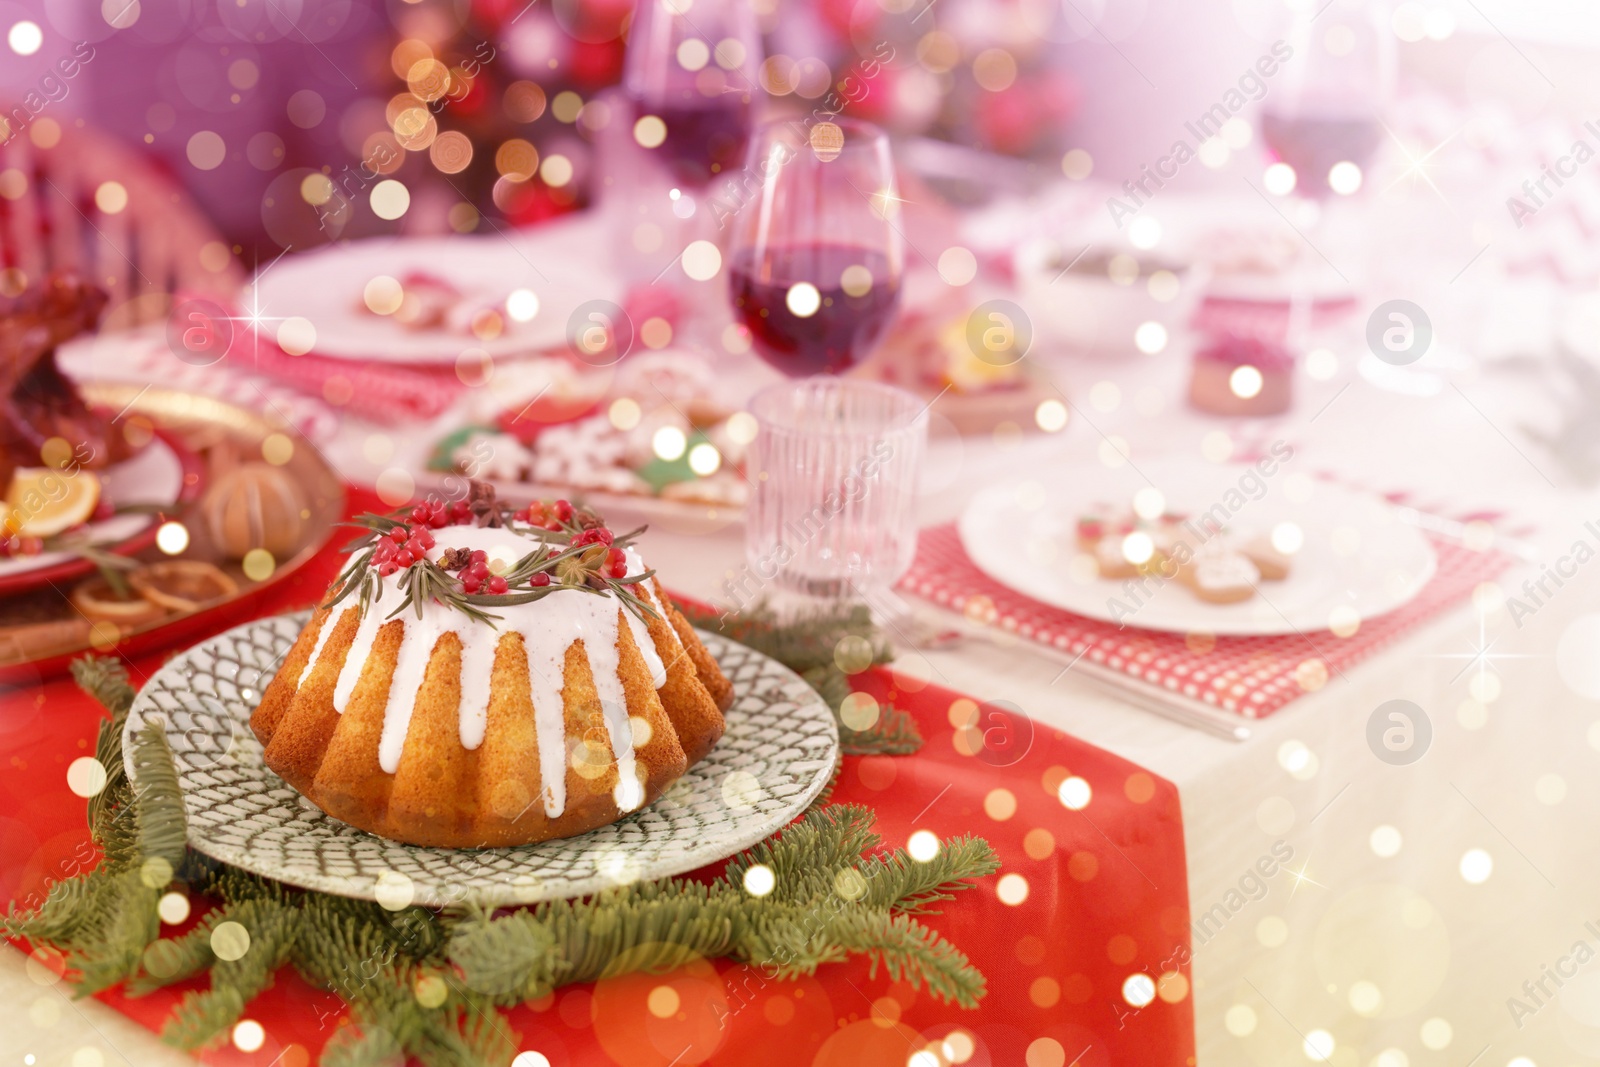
top-left (355, 0), bottom-right (1079, 242)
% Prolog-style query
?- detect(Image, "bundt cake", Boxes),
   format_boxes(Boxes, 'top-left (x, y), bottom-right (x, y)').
top-left (249, 486), bottom-right (732, 848)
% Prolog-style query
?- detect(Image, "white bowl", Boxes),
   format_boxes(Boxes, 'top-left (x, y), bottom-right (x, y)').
top-left (1014, 238), bottom-right (1209, 358)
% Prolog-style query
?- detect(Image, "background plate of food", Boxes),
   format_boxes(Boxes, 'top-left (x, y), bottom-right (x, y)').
top-left (958, 456), bottom-right (1437, 637)
top-left (251, 221), bottom-right (620, 364)
top-left (0, 382), bottom-right (344, 682)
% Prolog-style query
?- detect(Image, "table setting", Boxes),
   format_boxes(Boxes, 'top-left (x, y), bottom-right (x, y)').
top-left (4, 2), bottom-right (1600, 1067)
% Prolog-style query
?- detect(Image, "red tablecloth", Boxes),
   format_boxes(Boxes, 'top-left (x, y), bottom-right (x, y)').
top-left (1, 490), bottom-right (1195, 1067)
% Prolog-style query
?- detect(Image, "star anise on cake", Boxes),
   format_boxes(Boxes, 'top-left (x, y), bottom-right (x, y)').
top-left (468, 481), bottom-right (506, 527)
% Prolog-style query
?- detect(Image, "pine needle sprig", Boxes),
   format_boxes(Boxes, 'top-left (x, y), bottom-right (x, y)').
top-left (858, 835), bottom-right (1001, 914)
top-left (127, 909), bottom-right (226, 996)
top-left (824, 909), bottom-right (990, 1008)
top-left (10, 639), bottom-right (998, 1066)
top-left (683, 601), bottom-right (922, 756)
top-left (2, 871), bottom-right (120, 944)
top-left (74, 656), bottom-right (135, 839)
top-left (164, 896), bottom-right (299, 1049)
top-left (72, 870), bottom-right (159, 994)
top-left (130, 722), bottom-right (188, 868)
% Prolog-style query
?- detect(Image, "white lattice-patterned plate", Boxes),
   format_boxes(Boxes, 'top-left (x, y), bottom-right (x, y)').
top-left (123, 613), bottom-right (838, 907)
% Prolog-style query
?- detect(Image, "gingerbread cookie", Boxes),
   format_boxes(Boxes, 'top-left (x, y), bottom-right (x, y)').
top-left (1238, 533), bottom-right (1292, 581)
top-left (1093, 536), bottom-right (1142, 580)
top-left (1179, 550), bottom-right (1260, 604)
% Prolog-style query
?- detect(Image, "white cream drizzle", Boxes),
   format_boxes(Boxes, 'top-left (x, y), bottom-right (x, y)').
top-left (291, 525), bottom-right (668, 817)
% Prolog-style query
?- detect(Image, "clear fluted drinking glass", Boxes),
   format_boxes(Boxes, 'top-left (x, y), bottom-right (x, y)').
top-left (744, 378), bottom-right (927, 602)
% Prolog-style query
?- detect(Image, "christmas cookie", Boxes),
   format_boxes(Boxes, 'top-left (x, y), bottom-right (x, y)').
top-left (1179, 550), bottom-right (1260, 604)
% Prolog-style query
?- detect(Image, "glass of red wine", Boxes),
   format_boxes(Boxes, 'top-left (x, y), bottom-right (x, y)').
top-left (1258, 0), bottom-right (1392, 200)
top-left (727, 118), bottom-right (905, 378)
top-left (622, 0), bottom-right (762, 188)
top-left (1256, 1), bottom-right (1392, 354)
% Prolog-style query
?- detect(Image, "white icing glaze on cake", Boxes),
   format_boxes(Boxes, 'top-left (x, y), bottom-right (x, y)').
top-left (290, 525), bottom-right (668, 817)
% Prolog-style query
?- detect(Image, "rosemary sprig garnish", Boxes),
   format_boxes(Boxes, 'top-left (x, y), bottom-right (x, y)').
top-left (327, 483), bottom-right (662, 629)
top-left (60, 541), bottom-right (140, 599)
top-left (320, 548), bottom-right (376, 614)
top-left (456, 570), bottom-right (659, 616)
top-left (386, 557), bottom-right (499, 625)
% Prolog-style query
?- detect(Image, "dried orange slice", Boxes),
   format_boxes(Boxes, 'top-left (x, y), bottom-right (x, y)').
top-left (71, 576), bottom-right (167, 624)
top-left (5, 468), bottom-right (101, 537)
top-left (128, 560), bottom-right (238, 612)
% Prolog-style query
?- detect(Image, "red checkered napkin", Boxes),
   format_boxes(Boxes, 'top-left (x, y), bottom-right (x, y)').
top-left (898, 522), bottom-right (1513, 719)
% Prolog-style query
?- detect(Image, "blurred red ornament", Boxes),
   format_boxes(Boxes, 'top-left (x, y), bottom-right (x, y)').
top-left (975, 85), bottom-right (1036, 155)
top-left (471, 0), bottom-right (521, 31)
top-left (451, 71), bottom-right (491, 116)
top-left (844, 65), bottom-right (894, 123)
top-left (976, 72), bottom-right (1079, 156)
top-left (505, 181), bottom-right (579, 227)
top-left (623, 281), bottom-right (681, 332)
top-left (819, 0), bottom-right (865, 41)
top-left (1034, 69), bottom-right (1080, 126)
top-left (567, 39), bottom-right (624, 87)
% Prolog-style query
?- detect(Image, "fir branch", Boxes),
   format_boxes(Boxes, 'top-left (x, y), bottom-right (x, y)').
top-left (859, 836), bottom-right (1001, 915)
top-left (130, 723), bottom-right (188, 869)
top-left (822, 909), bottom-right (990, 1009)
top-left (722, 804), bottom-right (882, 906)
top-left (17, 647), bottom-right (999, 1067)
top-left (446, 910), bottom-right (561, 1000)
top-left (75, 657), bottom-right (135, 843)
top-left (164, 896), bottom-right (299, 1049)
top-left (527, 883), bottom-right (739, 990)
top-left (686, 600), bottom-right (921, 756)
top-left (73, 871), bottom-right (159, 995)
top-left (684, 600), bottom-right (889, 675)
top-left (72, 655), bottom-right (135, 716)
top-left (2, 870), bottom-right (120, 944)
top-left (127, 911), bottom-right (224, 996)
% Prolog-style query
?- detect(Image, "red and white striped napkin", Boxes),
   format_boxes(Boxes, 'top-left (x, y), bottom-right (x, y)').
top-left (898, 521), bottom-right (1514, 721)
top-left (238, 329), bottom-right (466, 425)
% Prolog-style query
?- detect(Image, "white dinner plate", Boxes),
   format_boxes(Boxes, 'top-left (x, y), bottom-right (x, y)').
top-left (957, 457), bottom-right (1437, 636)
top-left (253, 226), bottom-right (621, 365)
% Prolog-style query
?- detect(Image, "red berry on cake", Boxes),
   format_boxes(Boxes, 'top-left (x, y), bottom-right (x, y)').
top-left (487, 575), bottom-right (509, 594)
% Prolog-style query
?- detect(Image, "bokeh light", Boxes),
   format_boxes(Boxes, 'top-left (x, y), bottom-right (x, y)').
top-left (8, 21), bottom-right (42, 56)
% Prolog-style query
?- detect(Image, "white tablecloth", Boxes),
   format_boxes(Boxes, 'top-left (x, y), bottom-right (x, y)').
top-left (28, 198), bottom-right (1600, 1067)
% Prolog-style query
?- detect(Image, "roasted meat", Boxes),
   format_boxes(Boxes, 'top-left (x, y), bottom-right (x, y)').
top-left (0, 274), bottom-right (131, 485)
